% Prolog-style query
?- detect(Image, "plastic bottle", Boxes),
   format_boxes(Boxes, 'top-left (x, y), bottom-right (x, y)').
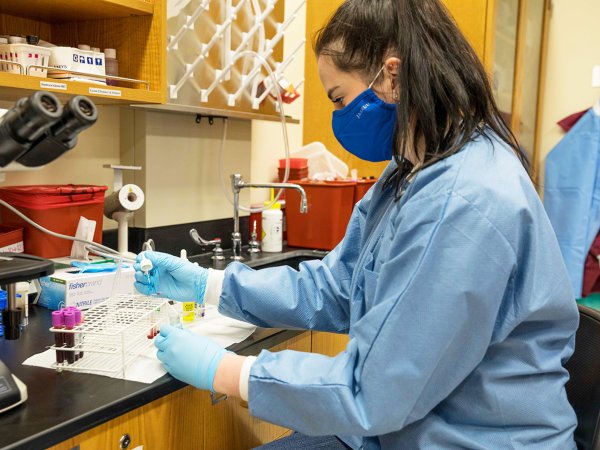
top-left (261, 189), bottom-right (283, 253)
top-left (104, 48), bottom-right (119, 86)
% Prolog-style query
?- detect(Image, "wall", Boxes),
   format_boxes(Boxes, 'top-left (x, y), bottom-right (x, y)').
top-left (121, 109), bottom-right (252, 229)
top-left (538, 0), bottom-right (600, 187)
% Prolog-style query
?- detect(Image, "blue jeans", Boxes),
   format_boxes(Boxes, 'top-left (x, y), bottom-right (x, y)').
top-left (254, 432), bottom-right (351, 449)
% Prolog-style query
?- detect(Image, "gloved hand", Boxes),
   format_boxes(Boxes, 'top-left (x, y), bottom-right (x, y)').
top-left (155, 324), bottom-right (228, 391)
top-left (133, 251), bottom-right (209, 303)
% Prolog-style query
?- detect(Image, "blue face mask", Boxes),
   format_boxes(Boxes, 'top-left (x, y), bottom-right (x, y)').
top-left (331, 69), bottom-right (397, 162)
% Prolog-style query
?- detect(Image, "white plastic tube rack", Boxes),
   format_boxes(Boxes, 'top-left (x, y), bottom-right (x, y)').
top-left (49, 294), bottom-right (178, 378)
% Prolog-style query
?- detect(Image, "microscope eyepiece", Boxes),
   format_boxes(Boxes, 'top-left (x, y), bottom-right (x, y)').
top-left (39, 93), bottom-right (60, 113)
top-left (16, 95), bottom-right (98, 167)
top-left (0, 91), bottom-right (63, 166)
top-left (57, 95), bottom-right (98, 136)
top-left (0, 92), bottom-right (98, 168)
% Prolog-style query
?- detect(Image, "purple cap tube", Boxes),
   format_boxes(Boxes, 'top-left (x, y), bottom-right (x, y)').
top-left (51, 311), bottom-right (65, 364)
top-left (63, 311), bottom-right (76, 364)
top-left (51, 310), bottom-right (64, 328)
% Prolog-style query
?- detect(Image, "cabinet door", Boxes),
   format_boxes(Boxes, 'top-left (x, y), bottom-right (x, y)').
top-left (442, 0), bottom-right (495, 68)
top-left (203, 332), bottom-right (312, 450)
top-left (312, 331), bottom-right (349, 357)
top-left (48, 394), bottom-right (174, 450)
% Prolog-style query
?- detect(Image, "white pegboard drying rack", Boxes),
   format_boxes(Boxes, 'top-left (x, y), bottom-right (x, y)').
top-left (49, 294), bottom-right (178, 378)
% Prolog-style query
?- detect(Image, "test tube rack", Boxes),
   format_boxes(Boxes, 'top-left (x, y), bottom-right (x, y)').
top-left (49, 294), bottom-right (177, 378)
top-left (167, 0), bottom-right (305, 111)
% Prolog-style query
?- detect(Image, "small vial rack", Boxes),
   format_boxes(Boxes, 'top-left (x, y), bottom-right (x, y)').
top-left (49, 294), bottom-right (178, 378)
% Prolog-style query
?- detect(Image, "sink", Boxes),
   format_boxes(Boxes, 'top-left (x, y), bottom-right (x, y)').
top-left (189, 247), bottom-right (327, 270)
top-left (249, 254), bottom-right (321, 270)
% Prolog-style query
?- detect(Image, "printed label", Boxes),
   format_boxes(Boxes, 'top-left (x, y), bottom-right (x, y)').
top-left (0, 242), bottom-right (23, 253)
top-left (89, 87), bottom-right (122, 97)
top-left (40, 81), bottom-right (67, 91)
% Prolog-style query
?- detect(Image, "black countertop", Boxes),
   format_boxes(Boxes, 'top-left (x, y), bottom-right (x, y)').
top-left (0, 246), bottom-right (326, 450)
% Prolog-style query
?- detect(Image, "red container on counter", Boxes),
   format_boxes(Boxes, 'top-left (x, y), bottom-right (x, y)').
top-left (0, 185), bottom-right (107, 258)
top-left (278, 158), bottom-right (309, 183)
top-left (354, 178), bottom-right (377, 203)
top-left (286, 180), bottom-right (356, 250)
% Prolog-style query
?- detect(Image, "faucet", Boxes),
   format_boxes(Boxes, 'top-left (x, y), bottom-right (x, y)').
top-left (231, 173), bottom-right (308, 261)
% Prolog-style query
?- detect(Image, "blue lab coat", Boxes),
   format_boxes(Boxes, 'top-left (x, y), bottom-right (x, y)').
top-left (220, 134), bottom-right (578, 449)
top-left (544, 108), bottom-right (600, 299)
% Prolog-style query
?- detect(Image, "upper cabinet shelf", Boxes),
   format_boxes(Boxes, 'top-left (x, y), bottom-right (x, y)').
top-left (0, 0), bottom-right (165, 104)
top-left (0, 0), bottom-right (154, 23)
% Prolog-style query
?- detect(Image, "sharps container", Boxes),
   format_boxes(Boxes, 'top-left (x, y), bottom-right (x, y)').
top-left (286, 180), bottom-right (356, 250)
top-left (0, 185), bottom-right (107, 258)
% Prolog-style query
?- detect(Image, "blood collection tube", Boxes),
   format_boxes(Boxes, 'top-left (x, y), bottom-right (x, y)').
top-left (64, 308), bottom-right (79, 361)
top-left (51, 311), bottom-right (65, 364)
top-left (63, 311), bottom-right (76, 364)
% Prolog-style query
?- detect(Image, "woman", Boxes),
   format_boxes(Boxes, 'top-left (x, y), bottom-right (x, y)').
top-left (135, 0), bottom-right (579, 448)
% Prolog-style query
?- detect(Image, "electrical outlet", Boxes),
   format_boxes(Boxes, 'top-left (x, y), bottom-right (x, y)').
top-left (593, 65), bottom-right (600, 88)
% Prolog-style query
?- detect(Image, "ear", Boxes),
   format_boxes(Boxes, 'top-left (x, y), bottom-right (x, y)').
top-left (384, 57), bottom-right (400, 77)
top-left (384, 57), bottom-right (400, 99)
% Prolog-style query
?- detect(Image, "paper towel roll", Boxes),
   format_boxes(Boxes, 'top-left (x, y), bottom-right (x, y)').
top-left (104, 184), bottom-right (145, 218)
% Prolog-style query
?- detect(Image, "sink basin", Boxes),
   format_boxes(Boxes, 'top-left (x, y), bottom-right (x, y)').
top-left (189, 247), bottom-right (327, 270)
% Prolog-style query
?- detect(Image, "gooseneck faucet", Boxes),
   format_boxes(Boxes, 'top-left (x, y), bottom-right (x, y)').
top-left (231, 173), bottom-right (308, 261)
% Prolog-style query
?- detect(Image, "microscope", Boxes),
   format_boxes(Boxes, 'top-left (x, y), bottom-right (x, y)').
top-left (0, 91), bottom-right (98, 413)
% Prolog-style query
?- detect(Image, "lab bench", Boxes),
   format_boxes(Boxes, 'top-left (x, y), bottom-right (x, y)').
top-left (0, 246), bottom-right (347, 450)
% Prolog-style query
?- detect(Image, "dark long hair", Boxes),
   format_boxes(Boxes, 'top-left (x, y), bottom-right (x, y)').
top-left (315, 0), bottom-right (527, 197)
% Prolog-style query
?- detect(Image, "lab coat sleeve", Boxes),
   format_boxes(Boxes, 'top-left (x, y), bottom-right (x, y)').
top-left (217, 197), bottom-right (370, 332)
top-left (203, 269), bottom-right (225, 306)
top-left (247, 192), bottom-right (517, 436)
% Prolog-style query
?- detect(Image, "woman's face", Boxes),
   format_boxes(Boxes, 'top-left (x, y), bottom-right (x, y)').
top-left (317, 55), bottom-right (400, 111)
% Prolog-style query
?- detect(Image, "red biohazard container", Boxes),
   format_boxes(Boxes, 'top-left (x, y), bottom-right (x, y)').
top-left (0, 225), bottom-right (24, 253)
top-left (354, 178), bottom-right (377, 203)
top-left (0, 185), bottom-right (108, 258)
top-left (286, 180), bottom-right (357, 250)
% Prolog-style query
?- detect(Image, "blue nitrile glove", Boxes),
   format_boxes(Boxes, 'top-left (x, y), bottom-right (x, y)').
top-left (155, 324), bottom-right (228, 391)
top-left (133, 251), bottom-right (209, 303)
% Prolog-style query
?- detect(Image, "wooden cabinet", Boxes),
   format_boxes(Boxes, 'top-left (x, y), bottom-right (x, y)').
top-left (0, 0), bottom-right (166, 104)
top-left (311, 331), bottom-right (349, 357)
top-left (489, 0), bottom-right (550, 179)
top-left (303, 0), bottom-right (500, 179)
top-left (49, 332), bottom-right (311, 450)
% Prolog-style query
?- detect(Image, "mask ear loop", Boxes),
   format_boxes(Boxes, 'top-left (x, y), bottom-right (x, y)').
top-left (368, 65), bottom-right (386, 89)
